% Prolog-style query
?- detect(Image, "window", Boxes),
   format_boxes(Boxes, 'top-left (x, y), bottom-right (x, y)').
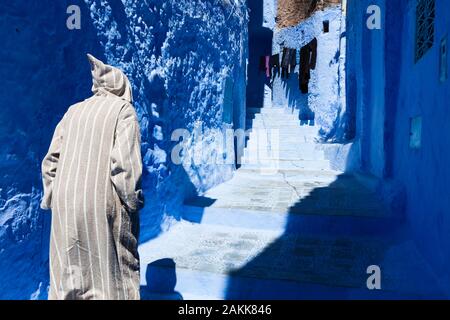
top-left (415, 0), bottom-right (435, 62)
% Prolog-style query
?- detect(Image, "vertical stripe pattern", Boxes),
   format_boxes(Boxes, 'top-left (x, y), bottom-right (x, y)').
top-left (40, 55), bottom-right (143, 300)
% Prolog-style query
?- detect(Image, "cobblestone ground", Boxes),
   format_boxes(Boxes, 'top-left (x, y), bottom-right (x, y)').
top-left (139, 108), bottom-right (444, 299)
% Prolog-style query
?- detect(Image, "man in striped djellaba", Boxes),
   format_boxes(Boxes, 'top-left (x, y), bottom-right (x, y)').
top-left (40, 54), bottom-right (144, 300)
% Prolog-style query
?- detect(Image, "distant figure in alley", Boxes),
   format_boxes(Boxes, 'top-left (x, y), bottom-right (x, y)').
top-left (40, 54), bottom-right (144, 300)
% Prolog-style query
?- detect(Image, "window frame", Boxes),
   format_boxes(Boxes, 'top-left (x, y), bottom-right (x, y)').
top-left (414, 0), bottom-right (436, 63)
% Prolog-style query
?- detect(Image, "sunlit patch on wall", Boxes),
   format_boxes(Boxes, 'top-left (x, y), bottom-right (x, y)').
top-left (440, 36), bottom-right (448, 83)
top-left (409, 116), bottom-right (422, 149)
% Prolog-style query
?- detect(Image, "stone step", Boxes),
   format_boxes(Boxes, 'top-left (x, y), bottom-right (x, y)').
top-left (243, 149), bottom-right (325, 161)
top-left (240, 158), bottom-right (331, 170)
top-left (246, 120), bottom-right (316, 129)
top-left (247, 107), bottom-right (299, 116)
top-left (207, 179), bottom-right (376, 195)
top-left (250, 114), bottom-right (300, 122)
top-left (233, 169), bottom-right (345, 183)
top-left (244, 142), bottom-right (322, 152)
top-left (245, 138), bottom-right (319, 146)
top-left (246, 136), bottom-right (319, 146)
top-left (247, 127), bottom-right (320, 136)
top-left (139, 222), bottom-right (433, 299)
top-left (245, 133), bottom-right (319, 139)
top-left (188, 191), bottom-right (384, 217)
top-left (182, 202), bottom-right (394, 234)
top-left (237, 166), bottom-right (341, 175)
top-left (140, 257), bottom-right (415, 300)
top-left (241, 159), bottom-right (331, 171)
top-left (251, 114), bottom-right (300, 121)
top-left (246, 123), bottom-right (309, 131)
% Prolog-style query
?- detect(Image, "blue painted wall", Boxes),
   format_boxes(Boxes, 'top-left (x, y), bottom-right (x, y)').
top-left (0, 0), bottom-right (103, 299)
top-left (346, 0), bottom-right (384, 177)
top-left (246, 0), bottom-right (274, 109)
top-left (347, 0), bottom-right (450, 294)
top-left (0, 0), bottom-right (248, 299)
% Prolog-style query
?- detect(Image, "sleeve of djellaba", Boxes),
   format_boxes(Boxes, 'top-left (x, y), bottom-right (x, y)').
top-left (110, 103), bottom-right (144, 212)
top-left (40, 116), bottom-right (66, 210)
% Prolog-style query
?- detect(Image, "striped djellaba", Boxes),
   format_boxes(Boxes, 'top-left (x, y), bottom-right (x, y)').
top-left (40, 54), bottom-right (144, 300)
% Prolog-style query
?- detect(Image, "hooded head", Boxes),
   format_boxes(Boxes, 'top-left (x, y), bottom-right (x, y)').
top-left (87, 54), bottom-right (133, 103)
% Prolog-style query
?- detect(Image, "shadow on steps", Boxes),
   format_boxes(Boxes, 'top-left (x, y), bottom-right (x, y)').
top-left (141, 258), bottom-right (183, 300)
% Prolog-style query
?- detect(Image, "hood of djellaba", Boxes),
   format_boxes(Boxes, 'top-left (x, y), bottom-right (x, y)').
top-left (87, 53), bottom-right (133, 103)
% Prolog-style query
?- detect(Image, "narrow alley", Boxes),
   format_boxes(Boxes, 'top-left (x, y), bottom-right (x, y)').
top-left (1, 0), bottom-right (449, 301)
top-left (139, 102), bottom-right (440, 299)
top-left (137, 0), bottom-right (448, 300)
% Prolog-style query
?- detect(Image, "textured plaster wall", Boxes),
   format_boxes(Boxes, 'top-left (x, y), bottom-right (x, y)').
top-left (0, 0), bottom-right (248, 299)
top-left (347, 0), bottom-right (450, 294)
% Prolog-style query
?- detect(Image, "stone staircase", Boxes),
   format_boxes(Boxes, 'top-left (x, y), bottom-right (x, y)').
top-left (242, 108), bottom-right (329, 172)
top-left (138, 107), bottom-right (445, 300)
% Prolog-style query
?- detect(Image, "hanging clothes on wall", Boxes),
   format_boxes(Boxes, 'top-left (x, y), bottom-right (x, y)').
top-left (299, 38), bottom-right (318, 94)
top-left (289, 48), bottom-right (297, 73)
top-left (265, 55), bottom-right (271, 78)
top-left (281, 48), bottom-right (298, 79)
top-left (281, 47), bottom-right (291, 79)
top-left (259, 55), bottom-right (271, 78)
top-left (270, 53), bottom-right (280, 79)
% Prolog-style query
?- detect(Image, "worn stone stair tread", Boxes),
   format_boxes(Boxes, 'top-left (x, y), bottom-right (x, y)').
top-left (241, 163), bottom-right (330, 171)
top-left (184, 201), bottom-right (385, 218)
top-left (237, 167), bottom-right (338, 174)
top-left (139, 102), bottom-right (447, 300)
top-left (241, 158), bottom-right (330, 165)
top-left (139, 222), bottom-right (441, 299)
top-left (247, 107), bottom-right (299, 114)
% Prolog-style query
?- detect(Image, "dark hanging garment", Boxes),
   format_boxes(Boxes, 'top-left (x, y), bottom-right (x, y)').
top-left (265, 56), bottom-right (271, 78)
top-left (309, 38), bottom-right (318, 70)
top-left (299, 38), bottom-right (318, 93)
top-left (281, 47), bottom-right (290, 68)
top-left (281, 48), bottom-right (292, 79)
top-left (270, 54), bottom-right (280, 78)
top-left (289, 49), bottom-right (297, 70)
top-left (259, 56), bottom-right (271, 78)
top-left (270, 54), bottom-right (280, 69)
top-left (323, 20), bottom-right (330, 33)
top-left (299, 44), bottom-right (310, 93)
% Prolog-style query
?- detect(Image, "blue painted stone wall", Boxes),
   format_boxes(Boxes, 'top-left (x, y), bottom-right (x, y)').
top-left (0, 0), bottom-right (248, 299)
top-left (347, 0), bottom-right (450, 294)
top-left (346, 0), bottom-right (386, 178)
top-left (246, 0), bottom-right (275, 110)
top-left (0, 0), bottom-right (103, 299)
